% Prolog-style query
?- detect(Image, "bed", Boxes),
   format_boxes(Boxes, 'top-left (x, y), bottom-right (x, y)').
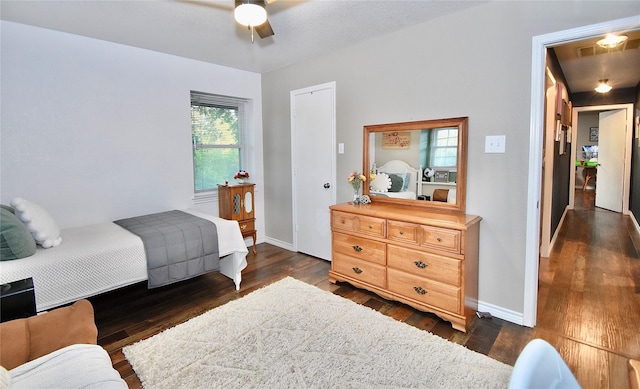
top-left (0, 209), bottom-right (248, 312)
top-left (370, 160), bottom-right (422, 199)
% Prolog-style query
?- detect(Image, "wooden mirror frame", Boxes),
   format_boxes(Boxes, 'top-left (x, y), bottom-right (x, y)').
top-left (362, 116), bottom-right (468, 213)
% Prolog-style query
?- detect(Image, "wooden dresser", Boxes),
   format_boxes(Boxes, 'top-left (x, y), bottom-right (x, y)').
top-left (328, 202), bottom-right (481, 332)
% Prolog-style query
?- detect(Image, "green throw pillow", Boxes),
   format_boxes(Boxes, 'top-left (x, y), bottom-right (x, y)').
top-left (387, 174), bottom-right (405, 192)
top-left (0, 204), bottom-right (15, 213)
top-left (1, 207), bottom-right (37, 261)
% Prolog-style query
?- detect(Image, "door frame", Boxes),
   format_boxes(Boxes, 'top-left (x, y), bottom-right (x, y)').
top-left (290, 81), bottom-right (337, 256)
top-left (525, 15), bottom-right (640, 328)
top-left (569, 104), bottom-right (633, 212)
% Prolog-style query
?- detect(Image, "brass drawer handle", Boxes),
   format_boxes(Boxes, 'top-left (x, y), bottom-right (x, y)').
top-left (414, 260), bottom-right (427, 269)
top-left (436, 237), bottom-right (442, 242)
top-left (368, 225), bottom-right (373, 229)
top-left (240, 224), bottom-right (247, 230)
top-left (352, 245), bottom-right (363, 252)
top-left (352, 267), bottom-right (363, 274)
top-left (399, 231), bottom-right (404, 235)
top-left (413, 286), bottom-right (427, 295)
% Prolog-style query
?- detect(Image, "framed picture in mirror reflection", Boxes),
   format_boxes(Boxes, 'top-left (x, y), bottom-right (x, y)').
top-left (382, 131), bottom-right (411, 149)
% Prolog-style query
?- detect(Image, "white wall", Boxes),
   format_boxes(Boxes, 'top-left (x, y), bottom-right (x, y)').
top-left (1, 21), bottom-right (265, 241)
top-left (261, 1), bottom-right (640, 321)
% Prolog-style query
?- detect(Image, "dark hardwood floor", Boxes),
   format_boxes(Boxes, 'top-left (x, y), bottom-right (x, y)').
top-left (91, 190), bottom-right (640, 388)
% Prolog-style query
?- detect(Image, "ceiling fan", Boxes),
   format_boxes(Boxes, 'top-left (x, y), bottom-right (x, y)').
top-left (234, 0), bottom-right (275, 42)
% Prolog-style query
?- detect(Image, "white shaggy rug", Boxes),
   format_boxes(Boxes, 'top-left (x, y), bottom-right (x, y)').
top-left (124, 277), bottom-right (512, 388)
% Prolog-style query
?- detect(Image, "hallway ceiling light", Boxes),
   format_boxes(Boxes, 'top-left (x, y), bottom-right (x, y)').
top-left (594, 79), bottom-right (612, 93)
top-left (596, 34), bottom-right (628, 49)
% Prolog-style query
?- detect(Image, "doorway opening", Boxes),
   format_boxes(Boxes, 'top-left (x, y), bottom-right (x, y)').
top-left (569, 104), bottom-right (633, 213)
top-left (525, 15), bottom-right (640, 328)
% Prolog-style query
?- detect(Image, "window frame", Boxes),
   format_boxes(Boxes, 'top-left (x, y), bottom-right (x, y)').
top-left (428, 127), bottom-right (458, 169)
top-left (190, 91), bottom-right (248, 195)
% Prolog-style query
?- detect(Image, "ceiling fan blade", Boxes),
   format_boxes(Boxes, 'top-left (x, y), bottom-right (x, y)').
top-left (255, 19), bottom-right (274, 38)
top-left (234, 0), bottom-right (266, 8)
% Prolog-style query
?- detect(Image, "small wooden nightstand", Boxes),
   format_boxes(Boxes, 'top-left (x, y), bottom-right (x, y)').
top-left (218, 183), bottom-right (257, 255)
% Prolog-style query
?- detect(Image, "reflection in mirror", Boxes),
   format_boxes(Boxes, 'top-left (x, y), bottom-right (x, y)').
top-left (363, 117), bottom-right (468, 213)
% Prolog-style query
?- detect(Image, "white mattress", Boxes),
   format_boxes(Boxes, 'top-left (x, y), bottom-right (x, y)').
top-left (183, 209), bottom-right (248, 289)
top-left (370, 190), bottom-right (416, 199)
top-left (0, 210), bottom-right (248, 312)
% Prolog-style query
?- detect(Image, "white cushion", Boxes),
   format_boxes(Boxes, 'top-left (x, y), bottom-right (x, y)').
top-left (10, 344), bottom-right (127, 388)
top-left (508, 339), bottom-right (579, 389)
top-left (370, 172), bottom-right (392, 193)
top-left (0, 366), bottom-right (11, 388)
top-left (10, 197), bottom-right (62, 248)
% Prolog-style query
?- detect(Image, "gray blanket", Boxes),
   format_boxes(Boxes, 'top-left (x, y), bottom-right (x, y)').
top-left (114, 210), bottom-right (219, 288)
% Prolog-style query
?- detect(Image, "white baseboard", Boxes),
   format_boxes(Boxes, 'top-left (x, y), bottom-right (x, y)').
top-left (477, 300), bottom-right (526, 326)
top-left (263, 236), bottom-right (294, 251)
top-left (630, 210), bottom-right (640, 235)
top-left (544, 205), bottom-right (569, 258)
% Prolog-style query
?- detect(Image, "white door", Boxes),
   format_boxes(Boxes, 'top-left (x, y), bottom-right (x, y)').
top-left (595, 109), bottom-right (627, 212)
top-left (291, 82), bottom-right (336, 261)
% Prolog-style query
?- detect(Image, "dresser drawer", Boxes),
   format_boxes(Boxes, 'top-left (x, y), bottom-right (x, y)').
top-left (332, 252), bottom-right (386, 288)
top-left (354, 215), bottom-right (386, 238)
top-left (387, 220), bottom-right (419, 245)
top-left (332, 211), bottom-right (357, 232)
top-left (387, 245), bottom-right (461, 286)
top-left (419, 225), bottom-right (461, 253)
top-left (387, 268), bottom-right (461, 313)
top-left (333, 232), bottom-right (386, 265)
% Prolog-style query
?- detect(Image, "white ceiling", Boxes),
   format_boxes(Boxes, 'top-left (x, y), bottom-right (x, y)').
top-left (0, 0), bottom-right (486, 73)
top-left (552, 29), bottom-right (640, 93)
top-left (1, 0), bottom-right (639, 93)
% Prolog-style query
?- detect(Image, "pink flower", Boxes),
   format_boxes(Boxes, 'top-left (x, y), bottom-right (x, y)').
top-left (348, 170), bottom-right (367, 191)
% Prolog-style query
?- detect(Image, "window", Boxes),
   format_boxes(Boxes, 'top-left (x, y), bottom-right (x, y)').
top-left (429, 127), bottom-right (458, 168)
top-left (191, 92), bottom-right (247, 193)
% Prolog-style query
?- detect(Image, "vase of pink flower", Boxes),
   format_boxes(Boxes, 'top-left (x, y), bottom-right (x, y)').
top-left (234, 170), bottom-right (250, 184)
top-left (348, 170), bottom-right (376, 204)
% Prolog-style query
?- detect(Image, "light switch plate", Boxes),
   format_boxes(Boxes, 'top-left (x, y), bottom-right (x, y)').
top-left (338, 143), bottom-right (344, 154)
top-left (485, 135), bottom-right (506, 153)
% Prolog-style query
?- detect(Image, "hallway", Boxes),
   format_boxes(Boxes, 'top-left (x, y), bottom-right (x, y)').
top-left (536, 189), bottom-right (640, 386)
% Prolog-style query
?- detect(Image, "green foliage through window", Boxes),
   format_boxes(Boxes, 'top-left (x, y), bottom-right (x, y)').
top-left (191, 92), bottom-right (246, 192)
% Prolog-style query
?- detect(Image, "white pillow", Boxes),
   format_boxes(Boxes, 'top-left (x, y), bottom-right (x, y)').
top-left (370, 172), bottom-right (392, 193)
top-left (10, 197), bottom-right (62, 248)
top-left (447, 189), bottom-right (457, 204)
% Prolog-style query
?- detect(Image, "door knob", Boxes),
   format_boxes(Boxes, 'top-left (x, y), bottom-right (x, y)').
top-left (323, 183), bottom-right (330, 189)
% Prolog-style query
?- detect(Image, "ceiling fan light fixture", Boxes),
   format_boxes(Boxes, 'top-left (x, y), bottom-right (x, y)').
top-left (594, 79), bottom-right (612, 93)
top-left (596, 34), bottom-right (628, 49)
top-left (234, 2), bottom-right (267, 27)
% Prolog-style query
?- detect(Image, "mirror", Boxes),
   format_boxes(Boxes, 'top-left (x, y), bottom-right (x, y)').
top-left (363, 117), bottom-right (468, 213)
